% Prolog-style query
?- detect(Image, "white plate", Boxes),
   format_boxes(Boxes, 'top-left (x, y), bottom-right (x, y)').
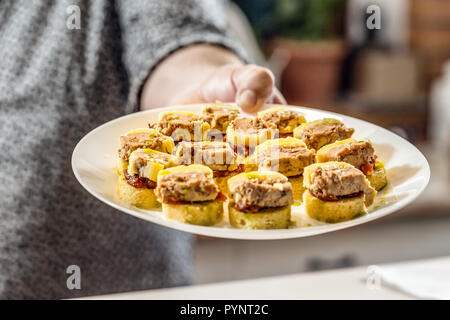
top-left (72, 104), bottom-right (430, 240)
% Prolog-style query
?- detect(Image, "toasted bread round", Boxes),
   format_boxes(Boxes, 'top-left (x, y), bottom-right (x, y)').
top-left (162, 201), bottom-right (224, 226)
top-left (228, 202), bottom-right (291, 230)
top-left (367, 161), bottom-right (388, 191)
top-left (303, 190), bottom-right (366, 223)
top-left (117, 172), bottom-right (161, 209)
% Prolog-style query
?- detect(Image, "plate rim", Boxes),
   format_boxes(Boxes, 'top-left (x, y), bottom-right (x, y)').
top-left (71, 103), bottom-right (431, 240)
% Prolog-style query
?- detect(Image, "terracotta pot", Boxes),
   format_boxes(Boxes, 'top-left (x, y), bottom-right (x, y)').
top-left (272, 39), bottom-right (347, 106)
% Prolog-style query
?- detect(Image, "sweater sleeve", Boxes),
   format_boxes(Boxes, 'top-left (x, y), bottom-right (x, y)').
top-left (116, 0), bottom-right (249, 111)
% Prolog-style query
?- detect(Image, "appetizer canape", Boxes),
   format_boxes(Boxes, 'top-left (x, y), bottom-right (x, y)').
top-left (316, 138), bottom-right (387, 190)
top-left (257, 106), bottom-right (306, 137)
top-left (245, 137), bottom-right (315, 200)
top-left (175, 141), bottom-right (243, 194)
top-left (227, 171), bottom-right (293, 229)
top-left (293, 118), bottom-right (354, 150)
top-left (117, 149), bottom-right (179, 209)
top-left (303, 162), bottom-right (376, 223)
top-left (200, 103), bottom-right (240, 134)
top-left (226, 116), bottom-right (276, 156)
top-left (149, 111), bottom-right (210, 142)
top-left (155, 165), bottom-right (225, 226)
top-left (118, 128), bottom-right (175, 161)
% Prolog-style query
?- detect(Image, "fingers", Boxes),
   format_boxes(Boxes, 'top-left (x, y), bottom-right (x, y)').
top-left (236, 89), bottom-right (257, 111)
top-left (231, 65), bottom-right (275, 112)
top-left (181, 64), bottom-right (282, 113)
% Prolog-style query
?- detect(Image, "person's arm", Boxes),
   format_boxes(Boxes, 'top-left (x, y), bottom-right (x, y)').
top-left (116, 0), bottom-right (284, 113)
top-left (141, 44), bottom-right (285, 112)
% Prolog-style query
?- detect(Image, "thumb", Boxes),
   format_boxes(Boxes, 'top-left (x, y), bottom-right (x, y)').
top-left (232, 65), bottom-right (275, 113)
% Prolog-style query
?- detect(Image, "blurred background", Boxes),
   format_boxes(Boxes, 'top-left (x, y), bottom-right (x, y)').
top-left (194, 0), bottom-right (450, 284)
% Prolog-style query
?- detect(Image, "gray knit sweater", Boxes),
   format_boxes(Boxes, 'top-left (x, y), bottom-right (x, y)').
top-left (0, 0), bottom-right (245, 299)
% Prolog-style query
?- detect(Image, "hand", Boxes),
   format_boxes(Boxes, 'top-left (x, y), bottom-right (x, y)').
top-left (141, 45), bottom-right (286, 112)
top-left (170, 63), bottom-right (286, 113)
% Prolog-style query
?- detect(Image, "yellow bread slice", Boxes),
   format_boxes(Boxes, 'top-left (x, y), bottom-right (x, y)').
top-left (257, 106), bottom-right (306, 134)
top-left (228, 202), bottom-right (291, 229)
top-left (303, 190), bottom-right (366, 223)
top-left (162, 201), bottom-right (224, 226)
top-left (117, 171), bottom-right (161, 210)
top-left (367, 161), bottom-right (388, 191)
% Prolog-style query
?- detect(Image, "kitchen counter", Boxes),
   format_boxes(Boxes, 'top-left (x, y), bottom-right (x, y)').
top-left (79, 257), bottom-right (450, 299)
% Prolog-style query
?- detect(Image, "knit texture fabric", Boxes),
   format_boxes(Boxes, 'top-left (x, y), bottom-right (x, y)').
top-left (0, 0), bottom-right (246, 299)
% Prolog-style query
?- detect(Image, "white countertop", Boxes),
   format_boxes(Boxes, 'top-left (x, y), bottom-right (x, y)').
top-left (80, 257), bottom-right (450, 300)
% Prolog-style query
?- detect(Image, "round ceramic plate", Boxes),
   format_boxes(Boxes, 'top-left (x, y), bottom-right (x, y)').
top-left (72, 104), bottom-right (430, 240)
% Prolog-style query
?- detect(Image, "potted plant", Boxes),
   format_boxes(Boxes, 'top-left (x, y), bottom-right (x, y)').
top-left (270, 0), bottom-right (347, 105)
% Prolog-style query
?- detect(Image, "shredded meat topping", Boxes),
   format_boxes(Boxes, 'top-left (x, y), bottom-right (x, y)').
top-left (307, 164), bottom-right (375, 204)
top-left (118, 131), bottom-right (170, 160)
top-left (322, 141), bottom-right (375, 171)
top-left (229, 176), bottom-right (293, 209)
top-left (155, 171), bottom-right (219, 203)
top-left (259, 109), bottom-right (298, 128)
top-left (298, 121), bottom-right (354, 150)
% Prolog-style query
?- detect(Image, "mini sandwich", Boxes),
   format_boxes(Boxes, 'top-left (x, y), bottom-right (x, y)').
top-left (245, 137), bottom-right (316, 200)
top-left (227, 171), bottom-right (293, 229)
top-left (200, 103), bottom-right (240, 134)
top-left (175, 141), bottom-right (243, 194)
top-left (303, 162), bottom-right (377, 223)
top-left (316, 138), bottom-right (387, 190)
top-left (226, 116), bottom-right (276, 155)
top-left (117, 149), bottom-right (179, 209)
top-left (257, 106), bottom-right (306, 137)
top-left (293, 118), bottom-right (354, 150)
top-left (149, 111), bottom-right (210, 142)
top-left (118, 128), bottom-right (175, 162)
top-left (155, 165), bottom-right (225, 226)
